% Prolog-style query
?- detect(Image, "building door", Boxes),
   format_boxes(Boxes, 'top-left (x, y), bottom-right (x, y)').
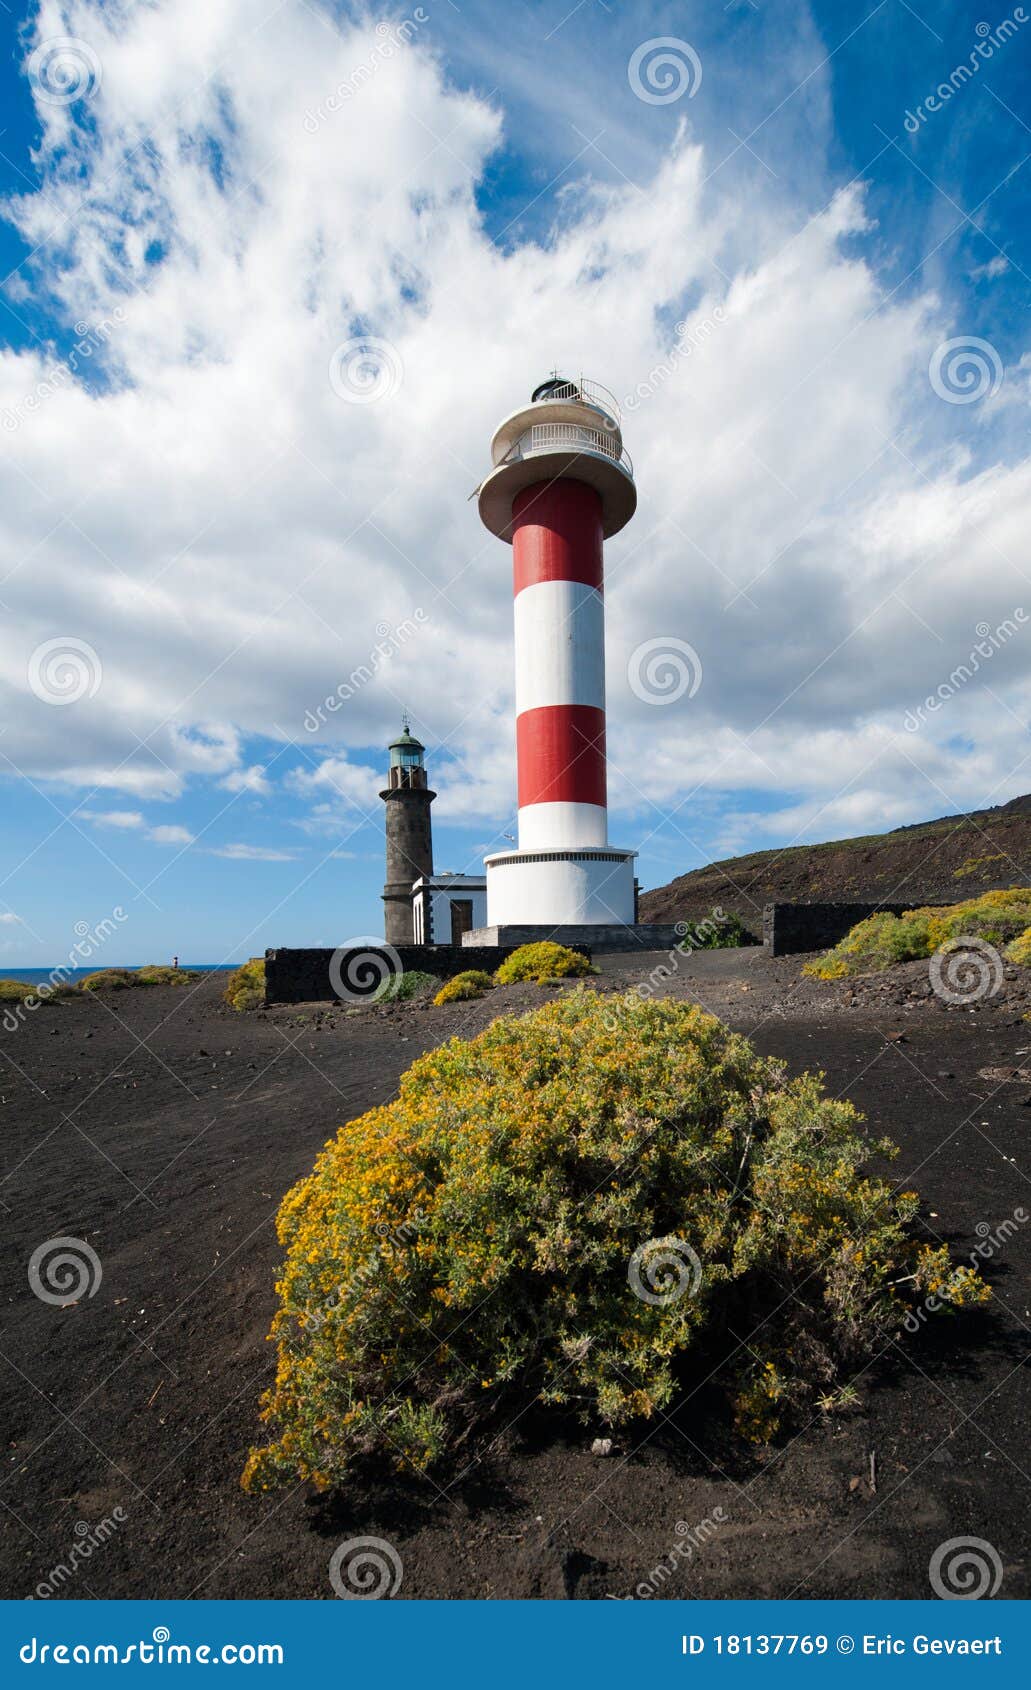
top-left (450, 900), bottom-right (474, 943)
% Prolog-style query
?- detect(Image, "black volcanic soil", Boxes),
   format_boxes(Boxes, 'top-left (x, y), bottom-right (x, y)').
top-left (639, 792), bottom-right (1031, 935)
top-left (1, 955), bottom-right (1029, 1601)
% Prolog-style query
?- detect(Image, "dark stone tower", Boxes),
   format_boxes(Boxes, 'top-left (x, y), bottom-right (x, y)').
top-left (380, 720), bottom-right (435, 945)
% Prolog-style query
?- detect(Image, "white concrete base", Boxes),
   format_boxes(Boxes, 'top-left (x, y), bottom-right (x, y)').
top-left (484, 845), bottom-right (636, 927)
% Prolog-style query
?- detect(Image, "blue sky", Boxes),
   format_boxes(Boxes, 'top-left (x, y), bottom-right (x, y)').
top-left (1, 0), bottom-right (1030, 966)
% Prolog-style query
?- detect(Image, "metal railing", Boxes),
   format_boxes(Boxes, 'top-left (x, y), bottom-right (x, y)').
top-left (512, 420), bottom-right (633, 477)
top-left (534, 376), bottom-right (622, 422)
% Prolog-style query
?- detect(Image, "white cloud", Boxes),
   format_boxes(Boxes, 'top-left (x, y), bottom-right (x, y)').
top-left (80, 809), bottom-right (144, 829)
top-left (148, 824), bottom-right (195, 845)
top-left (0, 0), bottom-right (1029, 863)
top-left (220, 764), bottom-right (271, 796)
top-left (211, 843), bottom-right (297, 862)
top-left (0, 912), bottom-right (23, 925)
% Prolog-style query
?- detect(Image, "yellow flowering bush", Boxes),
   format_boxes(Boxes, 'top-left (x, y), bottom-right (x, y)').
top-left (1006, 925), bottom-right (1031, 966)
top-left (242, 992), bottom-right (985, 1492)
top-left (224, 958), bottom-right (265, 1011)
top-left (806, 889), bottom-right (1031, 980)
top-left (493, 941), bottom-right (593, 984)
top-left (433, 970), bottom-right (493, 1005)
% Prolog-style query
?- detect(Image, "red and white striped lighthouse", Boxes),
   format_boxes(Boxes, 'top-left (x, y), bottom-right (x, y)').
top-left (478, 376), bottom-right (638, 928)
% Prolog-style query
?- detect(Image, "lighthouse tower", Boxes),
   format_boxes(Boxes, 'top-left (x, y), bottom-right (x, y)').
top-left (477, 376), bottom-right (638, 928)
top-left (380, 720), bottom-right (435, 945)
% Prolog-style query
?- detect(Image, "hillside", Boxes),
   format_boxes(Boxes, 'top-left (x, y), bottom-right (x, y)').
top-left (639, 794), bottom-right (1031, 936)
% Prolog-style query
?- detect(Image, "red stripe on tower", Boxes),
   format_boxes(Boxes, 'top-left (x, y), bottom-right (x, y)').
top-left (512, 481), bottom-right (604, 596)
top-left (516, 704), bottom-right (607, 809)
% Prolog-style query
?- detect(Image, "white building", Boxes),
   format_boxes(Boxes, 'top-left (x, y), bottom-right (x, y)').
top-left (412, 872), bottom-right (488, 945)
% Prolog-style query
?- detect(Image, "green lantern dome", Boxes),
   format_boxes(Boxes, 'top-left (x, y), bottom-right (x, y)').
top-left (388, 718), bottom-right (424, 770)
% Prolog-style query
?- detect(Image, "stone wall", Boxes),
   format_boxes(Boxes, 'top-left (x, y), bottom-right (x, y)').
top-left (464, 923), bottom-right (684, 953)
top-left (763, 902), bottom-right (913, 958)
top-left (264, 943), bottom-right (590, 1005)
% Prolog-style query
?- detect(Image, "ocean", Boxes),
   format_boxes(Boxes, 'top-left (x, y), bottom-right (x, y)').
top-left (0, 965), bottom-right (233, 985)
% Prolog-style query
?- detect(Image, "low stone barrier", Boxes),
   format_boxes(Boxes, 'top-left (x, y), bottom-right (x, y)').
top-left (264, 942), bottom-right (591, 1005)
top-left (763, 902), bottom-right (913, 958)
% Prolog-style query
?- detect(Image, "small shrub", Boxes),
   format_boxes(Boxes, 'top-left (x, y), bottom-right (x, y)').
top-left (242, 992), bottom-right (985, 1493)
top-left (80, 968), bottom-right (136, 992)
top-left (393, 969), bottom-right (438, 1003)
top-left (806, 888), bottom-right (1031, 980)
top-left (0, 977), bottom-right (70, 1006)
top-left (134, 964), bottom-right (198, 987)
top-left (225, 958), bottom-right (265, 1011)
top-left (433, 969), bottom-right (492, 1005)
top-left (1006, 924), bottom-right (1031, 966)
top-left (494, 941), bottom-right (593, 985)
top-left (679, 911), bottom-right (755, 950)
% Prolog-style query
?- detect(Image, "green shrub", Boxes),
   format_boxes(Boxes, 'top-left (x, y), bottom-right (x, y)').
top-left (679, 911), bottom-right (755, 950)
top-left (224, 958), bottom-right (265, 1011)
top-left (393, 969), bottom-right (438, 1003)
top-left (1007, 925), bottom-right (1031, 966)
top-left (0, 977), bottom-right (70, 1005)
top-left (494, 941), bottom-right (593, 985)
top-left (433, 969), bottom-right (493, 1005)
top-left (79, 968), bottom-right (137, 992)
top-left (134, 964), bottom-right (198, 987)
top-left (806, 889), bottom-right (1031, 980)
top-left (241, 992), bottom-right (985, 1493)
